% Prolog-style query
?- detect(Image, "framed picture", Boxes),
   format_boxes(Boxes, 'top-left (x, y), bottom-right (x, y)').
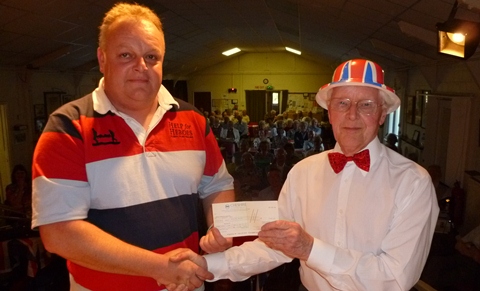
top-left (406, 96), bottom-right (414, 124)
top-left (44, 91), bottom-right (64, 117)
top-left (413, 130), bottom-right (420, 143)
top-left (414, 95), bottom-right (423, 126)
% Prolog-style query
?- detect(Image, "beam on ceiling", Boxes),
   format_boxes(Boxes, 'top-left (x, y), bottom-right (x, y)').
top-left (370, 39), bottom-right (434, 65)
top-left (28, 46), bottom-right (73, 69)
top-left (397, 21), bottom-right (437, 47)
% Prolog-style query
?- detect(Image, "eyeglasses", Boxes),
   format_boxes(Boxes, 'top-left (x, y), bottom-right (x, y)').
top-left (329, 98), bottom-right (381, 115)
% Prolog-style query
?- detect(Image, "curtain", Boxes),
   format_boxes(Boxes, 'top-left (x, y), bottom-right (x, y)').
top-left (282, 90), bottom-right (288, 114)
top-left (174, 80), bottom-right (188, 102)
top-left (162, 80), bottom-right (188, 102)
top-left (245, 90), bottom-right (266, 123)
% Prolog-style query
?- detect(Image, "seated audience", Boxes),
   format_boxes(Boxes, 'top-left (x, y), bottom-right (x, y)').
top-left (272, 127), bottom-right (288, 150)
top-left (241, 110), bottom-right (250, 124)
top-left (233, 152), bottom-right (264, 201)
top-left (209, 116), bottom-right (221, 138)
top-left (283, 118), bottom-right (293, 133)
top-left (232, 138), bottom-right (251, 168)
top-left (309, 118), bottom-right (322, 136)
top-left (270, 148), bottom-right (292, 182)
top-left (233, 114), bottom-right (248, 138)
top-left (283, 143), bottom-right (302, 166)
top-left (302, 129), bottom-right (316, 153)
top-left (220, 119), bottom-right (240, 162)
top-left (254, 140), bottom-right (275, 172)
top-left (255, 165), bottom-right (283, 201)
top-left (286, 120), bottom-right (298, 141)
top-left (293, 121), bottom-right (308, 149)
top-left (305, 135), bottom-right (324, 157)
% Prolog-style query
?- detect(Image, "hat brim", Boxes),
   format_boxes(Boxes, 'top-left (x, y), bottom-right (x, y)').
top-left (315, 80), bottom-right (401, 114)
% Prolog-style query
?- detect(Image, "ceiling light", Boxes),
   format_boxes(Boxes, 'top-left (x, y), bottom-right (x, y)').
top-left (285, 47), bottom-right (301, 55)
top-left (222, 47), bottom-right (241, 56)
top-left (436, 1), bottom-right (480, 59)
top-left (437, 19), bottom-right (480, 58)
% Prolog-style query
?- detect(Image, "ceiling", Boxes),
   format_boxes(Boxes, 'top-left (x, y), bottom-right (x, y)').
top-left (1, 0), bottom-right (480, 78)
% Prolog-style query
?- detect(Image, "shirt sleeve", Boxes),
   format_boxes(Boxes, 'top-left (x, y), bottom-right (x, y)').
top-left (32, 115), bottom-right (91, 228)
top-left (198, 124), bottom-right (234, 198)
top-left (204, 240), bottom-right (292, 282)
top-left (300, 173), bottom-right (439, 290)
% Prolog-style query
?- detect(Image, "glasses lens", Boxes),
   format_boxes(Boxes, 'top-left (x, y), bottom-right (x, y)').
top-left (330, 99), bottom-right (377, 115)
top-left (331, 99), bottom-right (351, 112)
top-left (357, 100), bottom-right (377, 114)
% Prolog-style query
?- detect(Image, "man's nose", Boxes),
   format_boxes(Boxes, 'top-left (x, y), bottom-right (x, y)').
top-left (347, 103), bottom-right (358, 119)
top-left (134, 57), bottom-right (148, 71)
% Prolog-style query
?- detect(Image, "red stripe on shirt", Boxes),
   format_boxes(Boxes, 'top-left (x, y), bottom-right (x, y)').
top-left (68, 232), bottom-right (199, 291)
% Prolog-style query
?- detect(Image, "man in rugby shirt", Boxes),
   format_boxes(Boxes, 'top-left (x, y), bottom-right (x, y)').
top-left (32, 3), bottom-right (234, 291)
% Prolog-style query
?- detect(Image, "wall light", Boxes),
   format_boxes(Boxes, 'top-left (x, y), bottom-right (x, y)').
top-left (285, 47), bottom-right (301, 55)
top-left (436, 1), bottom-right (480, 59)
top-left (222, 47), bottom-right (241, 56)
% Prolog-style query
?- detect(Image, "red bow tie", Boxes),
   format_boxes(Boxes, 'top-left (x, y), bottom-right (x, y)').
top-left (328, 150), bottom-right (370, 174)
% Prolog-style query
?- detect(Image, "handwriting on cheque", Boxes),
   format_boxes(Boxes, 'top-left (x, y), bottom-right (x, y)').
top-left (212, 201), bottom-right (279, 237)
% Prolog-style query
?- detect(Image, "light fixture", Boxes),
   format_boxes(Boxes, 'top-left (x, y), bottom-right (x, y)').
top-left (222, 47), bottom-right (241, 56)
top-left (285, 47), bottom-right (301, 55)
top-left (436, 1), bottom-right (480, 59)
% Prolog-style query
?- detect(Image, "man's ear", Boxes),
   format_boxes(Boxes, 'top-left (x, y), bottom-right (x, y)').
top-left (378, 110), bottom-right (387, 126)
top-left (97, 47), bottom-right (105, 73)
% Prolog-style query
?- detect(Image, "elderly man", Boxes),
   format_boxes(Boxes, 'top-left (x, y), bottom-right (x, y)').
top-left (194, 59), bottom-right (439, 290)
top-left (32, 3), bottom-right (234, 291)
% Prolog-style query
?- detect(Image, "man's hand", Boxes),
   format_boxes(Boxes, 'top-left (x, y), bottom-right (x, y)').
top-left (258, 220), bottom-right (313, 261)
top-left (200, 226), bottom-right (233, 254)
top-left (159, 248), bottom-right (213, 291)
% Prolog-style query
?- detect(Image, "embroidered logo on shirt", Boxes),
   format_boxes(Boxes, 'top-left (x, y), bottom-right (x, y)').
top-left (92, 129), bottom-right (120, 146)
top-left (169, 122), bottom-right (193, 138)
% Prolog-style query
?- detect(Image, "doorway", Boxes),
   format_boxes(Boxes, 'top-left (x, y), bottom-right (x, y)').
top-left (422, 95), bottom-right (471, 186)
top-left (193, 92), bottom-right (212, 114)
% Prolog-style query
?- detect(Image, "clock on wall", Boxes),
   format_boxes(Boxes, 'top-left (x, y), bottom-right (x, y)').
top-left (263, 78), bottom-right (269, 84)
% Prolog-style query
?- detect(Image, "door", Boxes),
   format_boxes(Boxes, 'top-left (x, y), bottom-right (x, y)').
top-left (422, 95), bottom-right (471, 186)
top-left (193, 92), bottom-right (212, 114)
top-left (0, 104), bottom-right (11, 202)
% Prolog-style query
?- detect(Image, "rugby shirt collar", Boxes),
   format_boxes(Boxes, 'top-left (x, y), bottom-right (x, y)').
top-left (92, 77), bottom-right (180, 115)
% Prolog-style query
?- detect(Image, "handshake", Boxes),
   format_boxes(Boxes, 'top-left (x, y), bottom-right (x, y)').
top-left (158, 226), bottom-right (232, 291)
top-left (157, 221), bottom-right (313, 291)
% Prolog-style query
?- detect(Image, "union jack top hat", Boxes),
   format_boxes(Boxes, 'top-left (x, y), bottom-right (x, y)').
top-left (315, 59), bottom-right (401, 114)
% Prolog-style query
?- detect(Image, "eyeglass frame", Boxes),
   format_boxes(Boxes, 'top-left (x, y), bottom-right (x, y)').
top-left (327, 98), bottom-right (385, 115)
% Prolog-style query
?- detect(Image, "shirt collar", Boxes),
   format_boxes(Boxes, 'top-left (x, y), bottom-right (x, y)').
top-left (92, 77), bottom-right (180, 115)
top-left (333, 137), bottom-right (383, 170)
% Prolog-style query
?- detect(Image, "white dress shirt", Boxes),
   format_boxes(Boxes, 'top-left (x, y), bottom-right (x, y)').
top-left (205, 138), bottom-right (439, 291)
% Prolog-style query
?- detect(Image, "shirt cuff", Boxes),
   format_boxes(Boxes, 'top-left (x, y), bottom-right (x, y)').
top-left (204, 252), bottom-right (229, 282)
top-left (305, 237), bottom-right (336, 272)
